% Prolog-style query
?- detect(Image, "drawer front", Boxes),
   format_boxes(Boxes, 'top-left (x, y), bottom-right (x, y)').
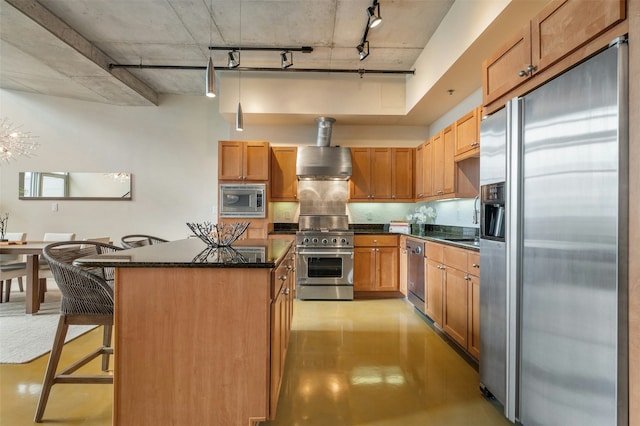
top-left (355, 234), bottom-right (398, 247)
top-left (425, 242), bottom-right (444, 263)
top-left (443, 246), bottom-right (468, 271)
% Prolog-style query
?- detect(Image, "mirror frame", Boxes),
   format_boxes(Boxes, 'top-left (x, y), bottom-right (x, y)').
top-left (18, 172), bottom-right (133, 201)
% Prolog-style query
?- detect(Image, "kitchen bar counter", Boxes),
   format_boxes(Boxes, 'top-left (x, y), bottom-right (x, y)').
top-left (78, 238), bottom-right (295, 426)
top-left (74, 237), bottom-right (293, 268)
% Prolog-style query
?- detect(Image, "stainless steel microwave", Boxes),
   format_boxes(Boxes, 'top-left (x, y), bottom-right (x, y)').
top-left (219, 184), bottom-right (266, 218)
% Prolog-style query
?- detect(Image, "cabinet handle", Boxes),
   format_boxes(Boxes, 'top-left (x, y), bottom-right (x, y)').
top-left (280, 275), bottom-right (288, 281)
top-left (464, 274), bottom-right (470, 281)
top-left (283, 287), bottom-right (290, 295)
top-left (518, 65), bottom-right (537, 77)
top-left (472, 263), bottom-right (480, 268)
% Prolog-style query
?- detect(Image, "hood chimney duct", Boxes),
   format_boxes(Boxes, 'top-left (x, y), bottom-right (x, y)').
top-left (315, 117), bottom-right (336, 147)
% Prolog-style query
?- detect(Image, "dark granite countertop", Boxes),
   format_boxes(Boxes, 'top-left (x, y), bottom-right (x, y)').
top-left (74, 238), bottom-right (294, 269)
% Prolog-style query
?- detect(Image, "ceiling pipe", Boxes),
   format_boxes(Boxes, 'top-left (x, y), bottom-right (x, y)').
top-left (108, 63), bottom-right (414, 75)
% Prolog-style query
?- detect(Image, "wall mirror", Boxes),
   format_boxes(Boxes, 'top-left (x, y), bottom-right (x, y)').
top-left (19, 172), bottom-right (132, 200)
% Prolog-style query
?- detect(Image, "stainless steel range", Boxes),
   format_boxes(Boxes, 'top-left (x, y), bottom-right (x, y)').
top-left (295, 117), bottom-right (354, 300)
top-left (295, 225), bottom-right (354, 301)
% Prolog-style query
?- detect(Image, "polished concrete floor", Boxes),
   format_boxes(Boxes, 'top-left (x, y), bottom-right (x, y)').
top-left (0, 298), bottom-right (509, 426)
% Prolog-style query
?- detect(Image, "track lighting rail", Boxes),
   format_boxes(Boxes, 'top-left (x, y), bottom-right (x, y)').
top-left (208, 46), bottom-right (313, 53)
top-left (108, 63), bottom-right (414, 76)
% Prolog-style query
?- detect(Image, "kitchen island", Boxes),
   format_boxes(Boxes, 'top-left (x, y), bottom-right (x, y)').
top-left (75, 238), bottom-right (295, 426)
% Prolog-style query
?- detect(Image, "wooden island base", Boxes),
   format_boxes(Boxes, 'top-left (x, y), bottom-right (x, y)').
top-left (114, 267), bottom-right (272, 425)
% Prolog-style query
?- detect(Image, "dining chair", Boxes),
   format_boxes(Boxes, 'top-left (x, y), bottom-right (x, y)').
top-left (120, 234), bottom-right (168, 249)
top-left (0, 232), bottom-right (27, 303)
top-left (39, 233), bottom-right (76, 300)
top-left (34, 240), bottom-right (121, 423)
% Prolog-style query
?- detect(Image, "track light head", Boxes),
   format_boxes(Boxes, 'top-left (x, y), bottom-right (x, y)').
top-left (280, 51), bottom-right (293, 69)
top-left (357, 41), bottom-right (370, 61)
top-left (205, 56), bottom-right (216, 97)
top-left (367, 2), bottom-right (382, 29)
top-left (227, 50), bottom-right (240, 69)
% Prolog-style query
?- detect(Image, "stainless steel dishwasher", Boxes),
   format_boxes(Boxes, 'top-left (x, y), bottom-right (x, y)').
top-left (406, 239), bottom-right (426, 315)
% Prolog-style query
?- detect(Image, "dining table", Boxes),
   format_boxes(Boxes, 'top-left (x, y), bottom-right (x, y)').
top-left (0, 242), bottom-right (49, 314)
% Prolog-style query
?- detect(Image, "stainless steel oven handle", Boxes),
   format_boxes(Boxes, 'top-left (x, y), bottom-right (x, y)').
top-left (297, 251), bottom-right (353, 256)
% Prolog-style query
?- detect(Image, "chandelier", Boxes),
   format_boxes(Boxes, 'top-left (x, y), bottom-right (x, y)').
top-left (0, 117), bottom-right (39, 164)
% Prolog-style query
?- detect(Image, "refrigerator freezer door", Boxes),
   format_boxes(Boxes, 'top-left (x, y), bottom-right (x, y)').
top-left (480, 107), bottom-right (507, 186)
top-left (519, 43), bottom-right (627, 426)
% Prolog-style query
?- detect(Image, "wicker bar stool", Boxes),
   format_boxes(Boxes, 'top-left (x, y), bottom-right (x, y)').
top-left (120, 234), bottom-right (168, 249)
top-left (34, 241), bottom-right (122, 423)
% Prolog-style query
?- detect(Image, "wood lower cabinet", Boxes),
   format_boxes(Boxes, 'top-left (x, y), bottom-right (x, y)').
top-left (399, 236), bottom-right (408, 296)
top-left (270, 247), bottom-right (295, 417)
top-left (354, 234), bottom-right (399, 293)
top-left (270, 146), bottom-right (297, 201)
top-left (423, 242), bottom-right (480, 360)
top-left (443, 266), bottom-right (469, 349)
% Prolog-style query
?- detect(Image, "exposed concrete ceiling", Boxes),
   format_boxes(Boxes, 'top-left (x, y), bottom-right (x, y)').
top-left (0, 0), bottom-right (546, 126)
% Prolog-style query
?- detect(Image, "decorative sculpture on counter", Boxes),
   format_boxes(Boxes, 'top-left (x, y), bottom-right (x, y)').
top-left (192, 246), bottom-right (249, 264)
top-left (186, 221), bottom-right (250, 247)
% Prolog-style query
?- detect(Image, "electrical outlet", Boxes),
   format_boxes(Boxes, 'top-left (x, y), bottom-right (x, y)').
top-left (51, 203), bottom-right (58, 212)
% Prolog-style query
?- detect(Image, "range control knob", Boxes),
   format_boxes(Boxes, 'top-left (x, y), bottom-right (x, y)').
top-left (341, 238), bottom-right (348, 244)
top-left (312, 238), bottom-right (319, 244)
top-left (303, 237), bottom-right (310, 244)
top-left (322, 238), bottom-right (329, 244)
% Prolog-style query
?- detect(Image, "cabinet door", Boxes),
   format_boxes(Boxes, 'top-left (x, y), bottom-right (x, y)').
top-left (454, 107), bottom-right (480, 159)
top-left (270, 282), bottom-right (285, 416)
top-left (244, 141), bottom-right (270, 181)
top-left (482, 23), bottom-right (532, 106)
top-left (442, 267), bottom-right (468, 349)
top-left (376, 247), bottom-right (398, 291)
top-left (371, 148), bottom-right (392, 200)
top-left (532, 0), bottom-right (625, 75)
top-left (431, 132), bottom-right (444, 196)
top-left (354, 247), bottom-right (376, 291)
top-left (350, 148), bottom-right (372, 200)
top-left (442, 125), bottom-right (455, 194)
top-left (391, 148), bottom-right (414, 201)
top-left (425, 260), bottom-right (443, 326)
top-left (270, 147), bottom-right (298, 201)
top-left (423, 140), bottom-right (432, 198)
top-left (219, 141), bottom-right (244, 180)
top-left (467, 274), bottom-right (480, 360)
top-left (415, 144), bottom-right (424, 199)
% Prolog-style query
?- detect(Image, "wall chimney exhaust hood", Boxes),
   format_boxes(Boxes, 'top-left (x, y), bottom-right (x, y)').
top-left (296, 117), bottom-right (352, 180)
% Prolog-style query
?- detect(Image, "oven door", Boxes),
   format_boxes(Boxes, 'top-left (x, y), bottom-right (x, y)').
top-left (296, 249), bottom-right (353, 286)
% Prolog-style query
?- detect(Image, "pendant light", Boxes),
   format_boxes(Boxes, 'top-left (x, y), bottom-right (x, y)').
top-left (205, 0), bottom-right (216, 97)
top-left (236, 0), bottom-right (244, 131)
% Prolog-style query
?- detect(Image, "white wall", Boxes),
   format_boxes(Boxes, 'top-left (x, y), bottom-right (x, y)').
top-left (0, 89), bottom-right (433, 242)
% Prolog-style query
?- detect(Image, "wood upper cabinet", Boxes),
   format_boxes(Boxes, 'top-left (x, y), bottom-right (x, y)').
top-left (350, 148), bottom-right (413, 201)
top-left (391, 148), bottom-right (414, 201)
top-left (353, 235), bottom-right (399, 292)
top-left (454, 107), bottom-right (481, 161)
top-left (219, 141), bottom-right (270, 181)
top-left (482, 23), bottom-right (532, 106)
top-left (270, 146), bottom-right (297, 201)
top-left (431, 126), bottom-right (454, 196)
top-left (483, 0), bottom-right (626, 108)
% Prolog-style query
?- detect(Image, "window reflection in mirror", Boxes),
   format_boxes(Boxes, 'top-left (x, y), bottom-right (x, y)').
top-left (19, 172), bottom-right (132, 200)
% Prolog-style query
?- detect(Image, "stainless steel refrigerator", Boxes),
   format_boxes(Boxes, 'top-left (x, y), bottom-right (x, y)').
top-left (479, 37), bottom-right (628, 425)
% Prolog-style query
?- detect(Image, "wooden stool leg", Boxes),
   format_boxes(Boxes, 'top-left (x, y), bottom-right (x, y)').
top-left (34, 316), bottom-right (68, 423)
top-left (0, 280), bottom-right (4, 303)
top-left (101, 325), bottom-right (113, 371)
top-left (18, 276), bottom-right (24, 292)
